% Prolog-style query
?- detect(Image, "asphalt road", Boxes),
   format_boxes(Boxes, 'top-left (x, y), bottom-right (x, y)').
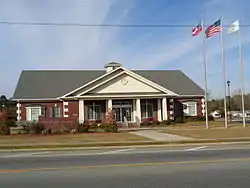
top-left (0, 143), bottom-right (250, 187)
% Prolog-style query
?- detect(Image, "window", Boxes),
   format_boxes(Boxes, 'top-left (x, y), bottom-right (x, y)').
top-left (183, 102), bottom-right (197, 116)
top-left (141, 101), bottom-right (153, 118)
top-left (50, 106), bottom-right (61, 118)
top-left (26, 106), bottom-right (45, 121)
top-left (41, 106), bottom-right (46, 117)
top-left (112, 101), bottom-right (132, 106)
top-left (87, 103), bottom-right (101, 120)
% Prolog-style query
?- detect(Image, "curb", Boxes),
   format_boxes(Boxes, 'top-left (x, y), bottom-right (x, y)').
top-left (0, 138), bottom-right (250, 152)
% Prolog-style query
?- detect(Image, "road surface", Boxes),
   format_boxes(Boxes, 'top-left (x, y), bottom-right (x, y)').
top-left (0, 143), bottom-right (250, 187)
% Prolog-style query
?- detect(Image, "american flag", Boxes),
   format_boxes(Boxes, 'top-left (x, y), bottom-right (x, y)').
top-left (205, 19), bottom-right (221, 38)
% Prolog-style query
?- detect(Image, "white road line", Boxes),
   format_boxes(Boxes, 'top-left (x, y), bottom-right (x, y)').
top-left (97, 148), bottom-right (134, 155)
top-left (185, 146), bottom-right (208, 151)
top-left (1, 146), bottom-right (249, 158)
top-left (0, 151), bottom-right (51, 158)
top-left (30, 151), bottom-right (52, 155)
top-left (0, 149), bottom-right (135, 158)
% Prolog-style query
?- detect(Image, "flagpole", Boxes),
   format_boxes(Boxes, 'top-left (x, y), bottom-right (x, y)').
top-left (220, 17), bottom-right (228, 128)
top-left (201, 19), bottom-right (209, 129)
top-left (238, 21), bottom-right (246, 127)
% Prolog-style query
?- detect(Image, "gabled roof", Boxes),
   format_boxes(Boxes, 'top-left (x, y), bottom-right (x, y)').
top-left (12, 69), bottom-right (204, 99)
top-left (134, 70), bottom-right (204, 96)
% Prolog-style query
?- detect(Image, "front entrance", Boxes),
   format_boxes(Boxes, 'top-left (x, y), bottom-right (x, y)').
top-left (112, 101), bottom-right (132, 122)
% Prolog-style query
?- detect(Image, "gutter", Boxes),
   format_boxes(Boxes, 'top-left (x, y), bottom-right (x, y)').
top-left (11, 98), bottom-right (60, 101)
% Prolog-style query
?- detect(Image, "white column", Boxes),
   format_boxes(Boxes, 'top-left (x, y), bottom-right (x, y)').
top-left (108, 99), bottom-right (112, 111)
top-left (16, 102), bottom-right (21, 121)
top-left (136, 99), bottom-right (141, 125)
top-left (133, 99), bottom-right (136, 122)
top-left (162, 97), bottom-right (168, 120)
top-left (157, 99), bottom-right (162, 122)
top-left (79, 100), bottom-right (84, 123)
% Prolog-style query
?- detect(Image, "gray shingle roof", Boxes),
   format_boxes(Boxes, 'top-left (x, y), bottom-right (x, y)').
top-left (12, 69), bottom-right (204, 99)
top-left (134, 70), bottom-right (204, 96)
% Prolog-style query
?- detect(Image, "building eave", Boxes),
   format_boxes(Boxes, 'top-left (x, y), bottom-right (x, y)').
top-left (11, 98), bottom-right (60, 102)
top-left (176, 95), bottom-right (205, 98)
top-left (75, 94), bottom-right (174, 99)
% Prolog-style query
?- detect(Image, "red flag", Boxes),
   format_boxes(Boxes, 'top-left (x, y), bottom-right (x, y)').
top-left (192, 23), bottom-right (202, 36)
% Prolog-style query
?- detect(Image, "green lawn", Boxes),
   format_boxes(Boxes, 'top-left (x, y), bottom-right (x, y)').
top-left (0, 132), bottom-right (149, 145)
top-left (161, 127), bottom-right (250, 139)
top-left (163, 121), bottom-right (244, 129)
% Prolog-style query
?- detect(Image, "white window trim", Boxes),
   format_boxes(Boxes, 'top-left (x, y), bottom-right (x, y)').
top-left (87, 103), bottom-right (102, 121)
top-left (50, 106), bottom-right (61, 118)
top-left (25, 106), bottom-right (43, 122)
top-left (141, 101), bottom-right (153, 118)
top-left (183, 102), bottom-right (197, 116)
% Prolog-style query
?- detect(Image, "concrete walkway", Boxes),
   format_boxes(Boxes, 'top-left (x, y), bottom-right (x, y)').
top-left (129, 130), bottom-right (192, 141)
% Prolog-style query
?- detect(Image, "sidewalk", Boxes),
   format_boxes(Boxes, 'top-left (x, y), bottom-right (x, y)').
top-left (129, 130), bottom-right (192, 141)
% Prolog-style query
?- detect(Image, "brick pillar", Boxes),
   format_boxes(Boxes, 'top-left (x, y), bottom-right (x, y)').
top-left (16, 102), bottom-right (21, 121)
top-left (63, 101), bottom-right (69, 118)
top-left (201, 98), bottom-right (205, 116)
top-left (169, 99), bottom-right (174, 120)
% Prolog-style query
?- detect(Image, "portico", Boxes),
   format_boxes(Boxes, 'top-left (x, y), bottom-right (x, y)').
top-left (62, 62), bottom-right (178, 125)
top-left (77, 97), bottom-right (172, 125)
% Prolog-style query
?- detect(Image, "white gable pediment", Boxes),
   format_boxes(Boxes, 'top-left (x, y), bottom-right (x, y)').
top-left (71, 67), bottom-right (178, 97)
top-left (89, 74), bottom-right (162, 94)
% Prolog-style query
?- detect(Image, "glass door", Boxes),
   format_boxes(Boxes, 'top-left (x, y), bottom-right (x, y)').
top-left (113, 107), bottom-right (132, 122)
top-left (112, 100), bottom-right (133, 122)
top-left (114, 107), bottom-right (121, 122)
top-left (121, 107), bottom-right (132, 122)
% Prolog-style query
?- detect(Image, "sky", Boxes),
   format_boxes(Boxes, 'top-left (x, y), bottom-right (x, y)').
top-left (0, 0), bottom-right (249, 99)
